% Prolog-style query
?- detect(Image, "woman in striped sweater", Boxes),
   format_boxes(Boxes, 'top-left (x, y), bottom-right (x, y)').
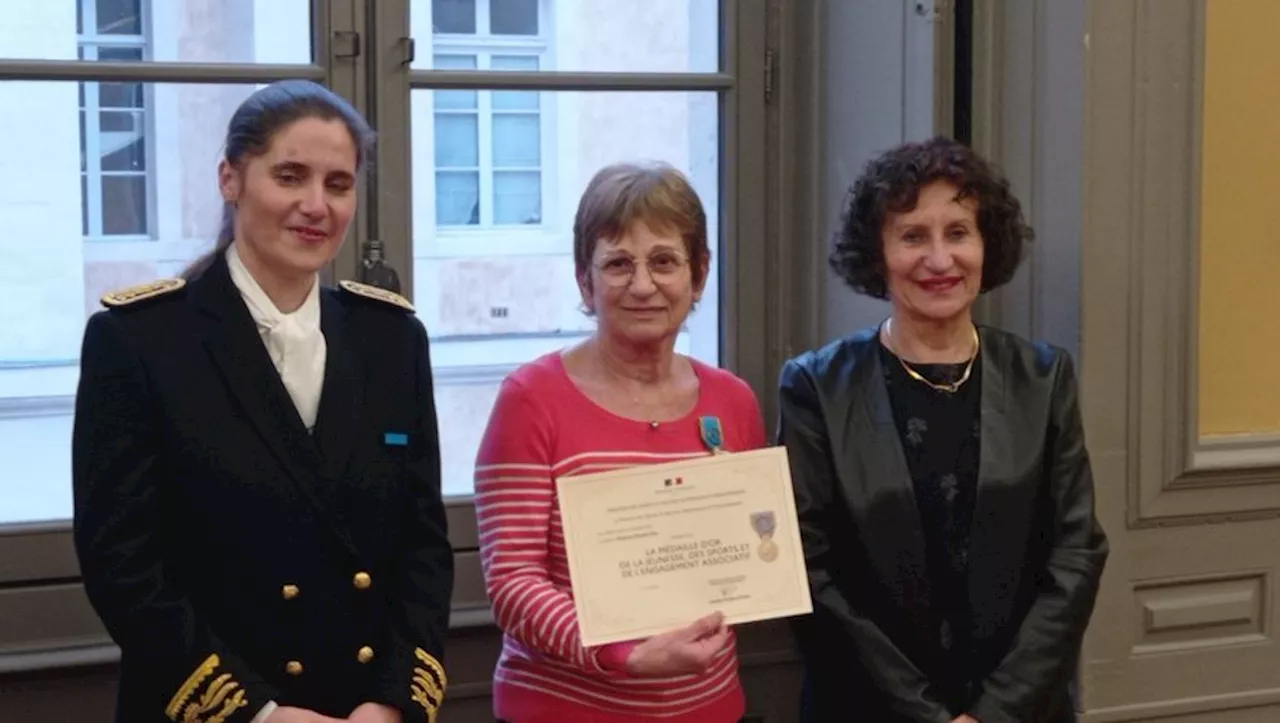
top-left (474, 162), bottom-right (767, 723)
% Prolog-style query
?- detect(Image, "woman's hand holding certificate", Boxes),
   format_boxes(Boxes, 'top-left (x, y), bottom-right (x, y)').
top-left (555, 445), bottom-right (813, 647)
top-left (624, 611), bottom-right (731, 677)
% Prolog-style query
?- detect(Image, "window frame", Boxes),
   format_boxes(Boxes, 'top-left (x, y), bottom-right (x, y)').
top-left (0, 0), bottom-right (779, 676)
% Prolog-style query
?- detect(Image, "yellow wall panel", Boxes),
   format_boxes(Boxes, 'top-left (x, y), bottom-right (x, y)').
top-left (1198, 0), bottom-right (1280, 435)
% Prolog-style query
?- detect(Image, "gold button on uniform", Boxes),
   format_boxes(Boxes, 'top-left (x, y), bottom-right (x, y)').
top-left (285, 661), bottom-right (303, 675)
top-left (353, 571), bottom-right (372, 589)
top-left (357, 646), bottom-right (375, 664)
top-left (282, 584), bottom-right (299, 600)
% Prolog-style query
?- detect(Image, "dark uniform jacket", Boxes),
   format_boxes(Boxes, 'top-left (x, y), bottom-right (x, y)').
top-left (71, 252), bottom-right (454, 723)
top-left (777, 326), bottom-right (1108, 723)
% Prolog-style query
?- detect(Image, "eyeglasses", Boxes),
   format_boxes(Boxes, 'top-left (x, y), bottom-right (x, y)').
top-left (593, 251), bottom-right (690, 287)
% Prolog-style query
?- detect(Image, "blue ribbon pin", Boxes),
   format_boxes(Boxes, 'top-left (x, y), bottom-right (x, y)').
top-left (698, 416), bottom-right (725, 454)
top-left (384, 432), bottom-right (409, 446)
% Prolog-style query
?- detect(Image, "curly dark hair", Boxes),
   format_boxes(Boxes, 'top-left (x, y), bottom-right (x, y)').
top-left (829, 136), bottom-right (1033, 299)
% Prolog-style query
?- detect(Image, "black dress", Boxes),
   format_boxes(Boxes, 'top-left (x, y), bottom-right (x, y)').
top-left (879, 342), bottom-right (982, 711)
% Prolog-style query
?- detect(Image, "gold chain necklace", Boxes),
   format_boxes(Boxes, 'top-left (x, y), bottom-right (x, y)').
top-left (885, 318), bottom-right (980, 394)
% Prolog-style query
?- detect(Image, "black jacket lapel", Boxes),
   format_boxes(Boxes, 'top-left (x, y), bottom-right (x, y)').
top-left (313, 290), bottom-right (364, 487)
top-left (846, 338), bottom-right (932, 613)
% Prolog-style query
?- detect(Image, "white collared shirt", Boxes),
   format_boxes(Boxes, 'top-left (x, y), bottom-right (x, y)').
top-left (226, 243), bottom-right (327, 432)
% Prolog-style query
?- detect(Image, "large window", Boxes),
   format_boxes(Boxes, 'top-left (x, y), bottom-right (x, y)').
top-left (0, 1), bottom-right (778, 701)
top-left (0, 4), bottom-right (768, 669)
top-left (0, 0), bottom-right (735, 524)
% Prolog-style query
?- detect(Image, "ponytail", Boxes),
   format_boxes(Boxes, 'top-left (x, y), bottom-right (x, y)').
top-left (181, 202), bottom-right (236, 280)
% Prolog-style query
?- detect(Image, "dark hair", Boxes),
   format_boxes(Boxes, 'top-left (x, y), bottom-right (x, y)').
top-left (829, 135), bottom-right (1033, 299)
top-left (182, 80), bottom-right (376, 279)
top-left (573, 161), bottom-right (710, 291)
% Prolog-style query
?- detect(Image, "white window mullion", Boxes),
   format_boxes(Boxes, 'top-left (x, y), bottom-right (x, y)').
top-left (478, 0), bottom-right (492, 39)
top-left (81, 0), bottom-right (98, 43)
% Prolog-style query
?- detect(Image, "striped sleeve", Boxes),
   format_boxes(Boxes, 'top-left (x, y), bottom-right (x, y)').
top-left (474, 376), bottom-right (633, 677)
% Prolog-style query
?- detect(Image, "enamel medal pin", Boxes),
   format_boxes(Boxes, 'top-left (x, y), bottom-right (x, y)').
top-left (699, 415), bottom-right (726, 454)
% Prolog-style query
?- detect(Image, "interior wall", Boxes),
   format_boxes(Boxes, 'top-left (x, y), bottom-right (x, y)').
top-left (1197, 0), bottom-right (1280, 436)
top-left (816, 0), bottom-right (945, 342)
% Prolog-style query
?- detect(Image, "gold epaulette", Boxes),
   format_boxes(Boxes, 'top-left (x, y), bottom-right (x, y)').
top-left (338, 280), bottom-right (415, 312)
top-left (101, 278), bottom-right (186, 309)
top-left (164, 654), bottom-right (248, 723)
top-left (410, 648), bottom-right (446, 723)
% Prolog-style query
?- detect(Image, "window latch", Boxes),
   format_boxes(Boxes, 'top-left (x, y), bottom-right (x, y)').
top-left (333, 31), bottom-right (361, 59)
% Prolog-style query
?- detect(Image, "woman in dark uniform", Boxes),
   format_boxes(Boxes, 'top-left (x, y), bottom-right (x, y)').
top-left (72, 80), bottom-right (453, 723)
top-left (778, 136), bottom-right (1108, 722)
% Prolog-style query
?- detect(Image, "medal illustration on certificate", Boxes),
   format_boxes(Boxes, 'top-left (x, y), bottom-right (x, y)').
top-left (751, 510), bottom-right (779, 562)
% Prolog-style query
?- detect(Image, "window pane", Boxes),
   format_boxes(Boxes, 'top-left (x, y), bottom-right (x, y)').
top-left (99, 81), bottom-right (144, 109)
top-left (493, 171), bottom-right (541, 224)
top-left (492, 56), bottom-right (539, 111)
top-left (0, 80), bottom-right (283, 526)
top-left (436, 171), bottom-right (480, 225)
top-left (100, 117), bottom-right (147, 172)
top-left (412, 0), bottom-right (720, 73)
top-left (95, 0), bottom-right (143, 35)
top-left (80, 174), bottom-right (89, 235)
top-left (491, 55), bottom-right (538, 71)
top-left (78, 110), bottom-right (88, 171)
top-left (99, 108), bottom-right (140, 133)
top-left (1, 0), bottom-right (311, 64)
top-left (97, 45), bottom-right (144, 63)
top-left (101, 174), bottom-right (148, 234)
top-left (434, 114), bottom-right (479, 167)
top-left (492, 114), bottom-right (539, 167)
top-left (432, 55), bottom-right (478, 110)
top-left (410, 90), bottom-right (722, 497)
top-left (432, 0), bottom-right (476, 34)
top-left (491, 0), bottom-right (538, 36)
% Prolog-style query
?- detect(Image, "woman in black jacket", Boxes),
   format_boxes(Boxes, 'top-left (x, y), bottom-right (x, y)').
top-left (778, 136), bottom-right (1108, 723)
top-left (72, 80), bottom-right (453, 723)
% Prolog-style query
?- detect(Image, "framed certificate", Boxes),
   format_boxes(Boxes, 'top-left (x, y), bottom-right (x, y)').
top-left (555, 446), bottom-right (813, 647)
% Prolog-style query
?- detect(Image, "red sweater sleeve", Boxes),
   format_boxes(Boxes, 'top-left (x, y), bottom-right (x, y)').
top-left (474, 375), bottom-right (636, 678)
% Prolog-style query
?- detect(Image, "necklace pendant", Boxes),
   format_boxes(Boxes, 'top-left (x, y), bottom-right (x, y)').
top-left (649, 421), bottom-right (659, 430)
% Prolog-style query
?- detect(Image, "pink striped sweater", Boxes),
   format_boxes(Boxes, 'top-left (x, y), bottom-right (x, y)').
top-left (474, 352), bottom-right (768, 722)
